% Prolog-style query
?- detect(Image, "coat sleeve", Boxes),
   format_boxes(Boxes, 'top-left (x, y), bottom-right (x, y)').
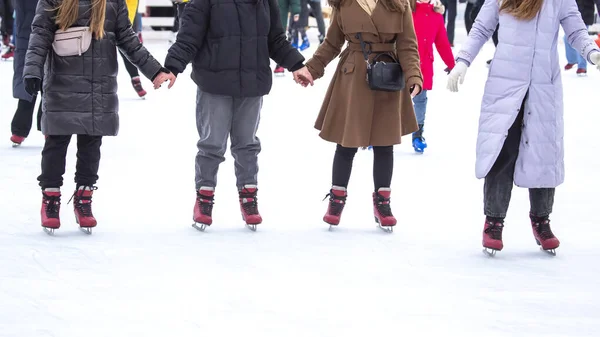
top-left (115, 0), bottom-right (162, 80)
top-left (561, 0), bottom-right (599, 63)
top-left (268, 0), bottom-right (305, 71)
top-left (434, 14), bottom-right (455, 70)
top-left (395, 6), bottom-right (423, 90)
top-left (305, 10), bottom-right (345, 80)
top-left (455, 0), bottom-right (498, 65)
top-left (23, 0), bottom-right (57, 81)
top-left (164, 0), bottom-right (210, 75)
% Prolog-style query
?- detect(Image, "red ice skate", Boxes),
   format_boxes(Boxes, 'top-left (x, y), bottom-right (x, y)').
top-left (482, 218), bottom-right (504, 255)
top-left (373, 188), bottom-right (396, 232)
top-left (10, 134), bottom-right (25, 147)
top-left (1, 45), bottom-right (14, 60)
top-left (71, 186), bottom-right (97, 234)
top-left (530, 215), bottom-right (560, 254)
top-left (323, 186), bottom-right (347, 227)
top-left (131, 76), bottom-right (147, 98)
top-left (41, 188), bottom-right (61, 234)
top-left (193, 187), bottom-right (214, 231)
top-left (239, 185), bottom-right (262, 230)
top-left (273, 65), bottom-right (284, 76)
top-left (564, 63), bottom-right (575, 70)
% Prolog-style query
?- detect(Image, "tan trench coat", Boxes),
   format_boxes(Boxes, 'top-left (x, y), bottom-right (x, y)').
top-left (306, 0), bottom-right (423, 148)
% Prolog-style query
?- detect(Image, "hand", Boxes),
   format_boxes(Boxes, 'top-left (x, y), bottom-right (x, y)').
top-left (293, 66), bottom-right (314, 87)
top-left (590, 51), bottom-right (600, 71)
top-left (293, 14), bottom-right (299, 22)
top-left (24, 77), bottom-right (41, 96)
top-left (447, 61), bottom-right (468, 92)
top-left (410, 84), bottom-right (421, 98)
top-left (153, 71), bottom-right (176, 89)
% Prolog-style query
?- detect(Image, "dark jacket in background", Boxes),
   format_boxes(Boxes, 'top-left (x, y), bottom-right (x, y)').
top-left (165, 0), bottom-right (305, 97)
top-left (13, 0), bottom-right (38, 102)
top-left (24, 0), bottom-right (162, 136)
top-left (577, 0), bottom-right (596, 26)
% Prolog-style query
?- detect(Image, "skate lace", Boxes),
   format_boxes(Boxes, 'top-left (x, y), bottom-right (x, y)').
top-left (68, 186), bottom-right (97, 217)
top-left (240, 191), bottom-right (258, 215)
top-left (323, 192), bottom-right (346, 216)
top-left (375, 194), bottom-right (393, 217)
top-left (43, 194), bottom-right (61, 218)
top-left (484, 221), bottom-right (504, 240)
top-left (534, 219), bottom-right (555, 240)
top-left (197, 193), bottom-right (214, 216)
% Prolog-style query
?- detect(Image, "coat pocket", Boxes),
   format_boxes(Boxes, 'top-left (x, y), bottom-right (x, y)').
top-left (341, 62), bottom-right (355, 74)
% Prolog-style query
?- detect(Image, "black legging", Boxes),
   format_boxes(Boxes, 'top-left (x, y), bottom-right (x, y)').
top-left (0, 0), bottom-right (14, 39)
top-left (441, 0), bottom-right (457, 44)
top-left (299, 0), bottom-right (326, 37)
top-left (332, 144), bottom-right (394, 191)
top-left (120, 51), bottom-right (139, 78)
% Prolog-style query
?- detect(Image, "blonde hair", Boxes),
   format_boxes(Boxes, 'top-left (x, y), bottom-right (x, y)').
top-left (56, 0), bottom-right (107, 39)
top-left (499, 0), bottom-right (543, 21)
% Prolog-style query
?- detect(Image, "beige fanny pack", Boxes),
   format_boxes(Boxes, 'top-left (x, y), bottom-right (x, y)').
top-left (52, 27), bottom-right (92, 57)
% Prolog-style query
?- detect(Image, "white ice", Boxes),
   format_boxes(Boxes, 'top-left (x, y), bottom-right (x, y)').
top-left (0, 27), bottom-right (599, 337)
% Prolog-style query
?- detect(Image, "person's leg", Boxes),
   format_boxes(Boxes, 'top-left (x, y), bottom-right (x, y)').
top-left (576, 49), bottom-right (588, 70)
top-left (172, 3), bottom-right (180, 33)
top-left (372, 146), bottom-right (393, 191)
top-left (230, 96), bottom-right (263, 190)
top-left (11, 97), bottom-right (37, 138)
top-left (74, 135), bottom-right (103, 187)
top-left (412, 90), bottom-right (427, 139)
top-left (492, 24), bottom-right (499, 47)
top-left (529, 188), bottom-right (555, 218)
top-left (332, 144), bottom-right (358, 188)
top-left (483, 102), bottom-right (525, 219)
top-left (38, 135), bottom-right (72, 189)
top-left (310, 0), bottom-right (326, 38)
top-left (446, 0), bottom-right (457, 45)
top-left (195, 88), bottom-right (233, 190)
top-left (465, 3), bottom-right (473, 34)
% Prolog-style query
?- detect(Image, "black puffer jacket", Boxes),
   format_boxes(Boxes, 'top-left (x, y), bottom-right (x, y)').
top-left (23, 0), bottom-right (162, 136)
top-left (577, 0), bottom-right (596, 26)
top-left (13, 0), bottom-right (38, 101)
top-left (165, 0), bottom-right (305, 97)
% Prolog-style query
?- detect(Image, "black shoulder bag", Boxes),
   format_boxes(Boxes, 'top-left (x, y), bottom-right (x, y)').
top-left (356, 33), bottom-right (405, 92)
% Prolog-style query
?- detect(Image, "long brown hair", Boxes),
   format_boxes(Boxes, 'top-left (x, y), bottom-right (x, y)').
top-left (499, 0), bottom-right (543, 21)
top-left (328, 0), bottom-right (407, 12)
top-left (55, 0), bottom-right (107, 39)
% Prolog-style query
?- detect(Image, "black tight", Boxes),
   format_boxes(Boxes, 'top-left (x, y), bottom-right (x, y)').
top-left (332, 144), bottom-right (394, 191)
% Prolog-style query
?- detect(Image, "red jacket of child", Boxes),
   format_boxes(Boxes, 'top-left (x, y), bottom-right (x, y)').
top-left (412, 1), bottom-right (455, 90)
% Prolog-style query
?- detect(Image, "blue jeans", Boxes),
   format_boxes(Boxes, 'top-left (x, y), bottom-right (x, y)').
top-left (412, 90), bottom-right (428, 138)
top-left (564, 35), bottom-right (586, 70)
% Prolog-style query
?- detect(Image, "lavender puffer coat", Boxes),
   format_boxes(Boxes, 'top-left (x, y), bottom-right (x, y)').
top-left (457, 0), bottom-right (599, 188)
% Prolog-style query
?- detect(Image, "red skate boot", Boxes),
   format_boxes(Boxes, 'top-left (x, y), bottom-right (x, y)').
top-left (41, 188), bottom-right (61, 234)
top-left (71, 186), bottom-right (97, 234)
top-left (10, 134), bottom-right (25, 147)
top-left (273, 65), bottom-right (284, 76)
top-left (323, 186), bottom-right (347, 227)
top-left (131, 76), bottom-right (147, 98)
top-left (482, 217), bottom-right (504, 256)
top-left (239, 185), bottom-right (262, 230)
top-left (373, 188), bottom-right (396, 232)
top-left (1, 44), bottom-right (14, 60)
top-left (193, 187), bottom-right (214, 231)
top-left (530, 215), bottom-right (560, 255)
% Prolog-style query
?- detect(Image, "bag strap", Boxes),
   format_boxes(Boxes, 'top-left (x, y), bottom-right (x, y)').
top-left (355, 33), bottom-right (371, 63)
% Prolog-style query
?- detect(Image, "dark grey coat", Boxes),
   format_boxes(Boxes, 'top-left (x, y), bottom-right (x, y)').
top-left (23, 0), bottom-right (162, 136)
top-left (13, 0), bottom-right (38, 102)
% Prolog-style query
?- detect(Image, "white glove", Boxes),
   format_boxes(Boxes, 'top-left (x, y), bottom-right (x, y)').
top-left (447, 61), bottom-right (468, 92)
top-left (590, 51), bottom-right (600, 71)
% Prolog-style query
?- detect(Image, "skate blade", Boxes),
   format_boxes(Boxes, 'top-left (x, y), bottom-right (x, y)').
top-left (482, 248), bottom-right (499, 257)
top-left (11, 143), bottom-right (21, 148)
top-left (328, 224), bottom-right (338, 231)
top-left (541, 247), bottom-right (557, 256)
top-left (192, 222), bottom-right (209, 232)
top-left (43, 227), bottom-right (56, 235)
top-left (378, 224), bottom-right (394, 233)
top-left (80, 227), bottom-right (93, 235)
top-left (245, 224), bottom-right (258, 231)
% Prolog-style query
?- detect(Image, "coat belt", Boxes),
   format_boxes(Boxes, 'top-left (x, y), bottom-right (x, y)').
top-left (346, 42), bottom-right (396, 52)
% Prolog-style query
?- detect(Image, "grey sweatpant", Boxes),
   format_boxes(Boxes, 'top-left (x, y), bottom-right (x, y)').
top-left (195, 88), bottom-right (263, 190)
